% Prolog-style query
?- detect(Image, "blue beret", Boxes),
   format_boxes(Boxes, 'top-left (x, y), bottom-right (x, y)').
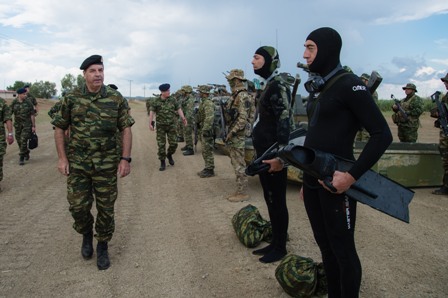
top-left (159, 83), bottom-right (170, 92)
top-left (17, 88), bottom-right (26, 94)
top-left (23, 84), bottom-right (30, 88)
top-left (80, 55), bottom-right (103, 70)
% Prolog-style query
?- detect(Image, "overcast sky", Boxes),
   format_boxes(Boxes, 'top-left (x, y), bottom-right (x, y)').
top-left (1, 0), bottom-right (447, 99)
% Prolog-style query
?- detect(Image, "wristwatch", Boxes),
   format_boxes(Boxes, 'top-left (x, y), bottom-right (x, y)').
top-left (8, 133), bottom-right (13, 136)
top-left (120, 156), bottom-right (132, 163)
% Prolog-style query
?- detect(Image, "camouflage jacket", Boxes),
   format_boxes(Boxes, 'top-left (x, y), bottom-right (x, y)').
top-left (181, 94), bottom-right (196, 121)
top-left (26, 94), bottom-right (37, 106)
top-left (10, 98), bottom-right (35, 125)
top-left (51, 84), bottom-right (135, 154)
top-left (149, 95), bottom-right (180, 126)
top-left (197, 97), bottom-right (215, 132)
top-left (224, 88), bottom-right (254, 138)
top-left (48, 101), bottom-right (62, 119)
top-left (395, 94), bottom-right (423, 127)
top-left (0, 97), bottom-right (12, 149)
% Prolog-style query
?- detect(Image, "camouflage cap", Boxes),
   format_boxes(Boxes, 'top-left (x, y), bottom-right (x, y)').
top-left (181, 85), bottom-right (193, 93)
top-left (196, 85), bottom-right (212, 94)
top-left (360, 73), bottom-right (370, 80)
top-left (343, 65), bottom-right (353, 73)
top-left (225, 69), bottom-right (247, 81)
top-left (441, 73), bottom-right (448, 83)
top-left (402, 83), bottom-right (417, 92)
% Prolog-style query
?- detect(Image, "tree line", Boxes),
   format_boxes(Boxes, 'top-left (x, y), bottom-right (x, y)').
top-left (6, 74), bottom-right (85, 99)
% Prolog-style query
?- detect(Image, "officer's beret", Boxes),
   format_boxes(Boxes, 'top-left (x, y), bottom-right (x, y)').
top-left (80, 55), bottom-right (103, 70)
top-left (17, 88), bottom-right (26, 94)
top-left (159, 83), bottom-right (170, 92)
top-left (23, 84), bottom-right (30, 88)
top-left (108, 84), bottom-right (118, 90)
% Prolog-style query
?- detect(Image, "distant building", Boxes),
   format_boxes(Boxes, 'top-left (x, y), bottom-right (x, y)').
top-left (0, 90), bottom-right (16, 100)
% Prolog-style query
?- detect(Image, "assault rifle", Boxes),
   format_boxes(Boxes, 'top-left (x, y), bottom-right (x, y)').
top-left (219, 98), bottom-right (228, 140)
top-left (391, 94), bottom-right (408, 122)
top-left (431, 91), bottom-right (448, 136)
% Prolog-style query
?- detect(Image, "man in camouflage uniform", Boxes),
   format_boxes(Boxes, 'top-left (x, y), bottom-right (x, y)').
top-left (149, 83), bottom-right (187, 171)
top-left (173, 90), bottom-right (185, 143)
top-left (196, 85), bottom-right (215, 178)
top-left (52, 55), bottom-right (135, 270)
top-left (431, 73), bottom-right (448, 195)
top-left (0, 97), bottom-right (14, 191)
top-left (10, 88), bottom-right (36, 165)
top-left (24, 84), bottom-right (38, 115)
top-left (392, 83), bottom-right (423, 142)
top-left (224, 69), bottom-right (255, 202)
top-left (179, 85), bottom-right (196, 156)
top-left (356, 73), bottom-right (379, 142)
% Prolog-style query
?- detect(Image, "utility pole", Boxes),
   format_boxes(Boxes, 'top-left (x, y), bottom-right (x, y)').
top-left (128, 79), bottom-right (133, 99)
top-left (143, 85), bottom-right (146, 97)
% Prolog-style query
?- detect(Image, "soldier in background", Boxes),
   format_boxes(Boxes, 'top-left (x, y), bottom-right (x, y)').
top-left (392, 83), bottom-right (423, 142)
top-left (431, 73), bottom-right (448, 195)
top-left (23, 84), bottom-right (38, 115)
top-left (196, 85), bottom-right (215, 178)
top-left (149, 83), bottom-right (187, 171)
top-left (10, 88), bottom-right (35, 165)
top-left (360, 73), bottom-right (379, 103)
top-left (0, 96), bottom-right (14, 191)
top-left (223, 69), bottom-right (254, 202)
top-left (179, 85), bottom-right (196, 156)
top-left (174, 89), bottom-right (185, 143)
top-left (52, 55), bottom-right (134, 270)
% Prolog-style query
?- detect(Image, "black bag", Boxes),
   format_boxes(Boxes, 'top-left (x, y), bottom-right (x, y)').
top-left (28, 132), bottom-right (38, 150)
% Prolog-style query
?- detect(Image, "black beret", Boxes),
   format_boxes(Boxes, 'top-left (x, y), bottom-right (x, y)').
top-left (17, 88), bottom-right (26, 94)
top-left (159, 83), bottom-right (170, 92)
top-left (108, 84), bottom-right (118, 90)
top-left (80, 55), bottom-right (103, 70)
top-left (23, 84), bottom-right (30, 88)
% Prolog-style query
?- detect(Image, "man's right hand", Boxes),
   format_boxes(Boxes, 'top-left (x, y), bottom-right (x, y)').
top-left (58, 158), bottom-right (70, 176)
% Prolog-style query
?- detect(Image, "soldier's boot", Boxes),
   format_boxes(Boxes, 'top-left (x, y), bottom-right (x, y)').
top-left (81, 231), bottom-right (94, 260)
top-left (227, 193), bottom-right (250, 202)
top-left (182, 148), bottom-right (194, 156)
top-left (159, 160), bottom-right (166, 171)
top-left (19, 156), bottom-right (24, 166)
top-left (432, 186), bottom-right (448, 195)
top-left (24, 152), bottom-right (30, 161)
top-left (176, 136), bottom-right (184, 142)
top-left (96, 241), bottom-right (110, 270)
top-left (198, 169), bottom-right (215, 178)
top-left (167, 154), bottom-right (175, 166)
top-left (180, 145), bottom-right (188, 151)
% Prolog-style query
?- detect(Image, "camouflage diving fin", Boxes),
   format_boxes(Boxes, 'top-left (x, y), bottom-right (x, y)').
top-left (278, 144), bottom-right (414, 223)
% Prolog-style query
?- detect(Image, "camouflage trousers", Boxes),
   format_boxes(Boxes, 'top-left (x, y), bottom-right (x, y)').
top-left (200, 135), bottom-right (214, 170)
top-left (438, 131), bottom-right (448, 187)
top-left (397, 125), bottom-right (418, 143)
top-left (0, 153), bottom-right (4, 181)
top-left (177, 118), bottom-right (184, 138)
top-left (355, 128), bottom-right (370, 142)
top-left (156, 124), bottom-right (178, 160)
top-left (67, 155), bottom-right (118, 242)
top-left (229, 146), bottom-right (248, 194)
top-left (183, 120), bottom-right (194, 149)
top-left (14, 122), bottom-right (31, 157)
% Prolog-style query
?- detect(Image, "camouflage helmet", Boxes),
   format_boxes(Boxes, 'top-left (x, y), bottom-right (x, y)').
top-left (441, 73), bottom-right (448, 83)
top-left (225, 69), bottom-right (247, 81)
top-left (402, 83), bottom-right (417, 92)
top-left (196, 85), bottom-right (212, 94)
top-left (360, 73), bottom-right (370, 81)
top-left (343, 65), bottom-right (353, 73)
top-left (181, 85), bottom-right (193, 93)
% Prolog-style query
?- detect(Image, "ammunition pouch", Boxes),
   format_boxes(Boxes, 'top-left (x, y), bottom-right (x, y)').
top-left (392, 112), bottom-right (407, 124)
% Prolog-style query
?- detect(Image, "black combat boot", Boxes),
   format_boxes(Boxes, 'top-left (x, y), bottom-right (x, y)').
top-left (198, 168), bottom-right (215, 178)
top-left (180, 145), bottom-right (188, 151)
top-left (97, 241), bottom-right (110, 270)
top-left (167, 154), bottom-right (175, 165)
top-left (81, 231), bottom-right (94, 260)
top-left (24, 152), bottom-right (30, 161)
top-left (159, 160), bottom-right (166, 171)
top-left (19, 156), bottom-right (24, 166)
top-left (182, 148), bottom-right (194, 156)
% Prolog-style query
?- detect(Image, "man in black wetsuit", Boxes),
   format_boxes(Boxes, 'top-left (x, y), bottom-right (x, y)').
top-left (250, 46), bottom-right (293, 263)
top-left (301, 27), bottom-right (392, 297)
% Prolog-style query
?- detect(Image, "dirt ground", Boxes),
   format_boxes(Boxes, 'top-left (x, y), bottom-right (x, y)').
top-left (0, 100), bottom-right (447, 298)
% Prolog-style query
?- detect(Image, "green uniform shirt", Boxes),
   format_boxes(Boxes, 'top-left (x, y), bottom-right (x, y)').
top-left (150, 95), bottom-right (180, 126)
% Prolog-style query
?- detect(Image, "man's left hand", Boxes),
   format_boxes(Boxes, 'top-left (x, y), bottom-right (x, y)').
top-left (118, 160), bottom-right (131, 178)
top-left (262, 158), bottom-right (284, 173)
top-left (319, 170), bottom-right (355, 194)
